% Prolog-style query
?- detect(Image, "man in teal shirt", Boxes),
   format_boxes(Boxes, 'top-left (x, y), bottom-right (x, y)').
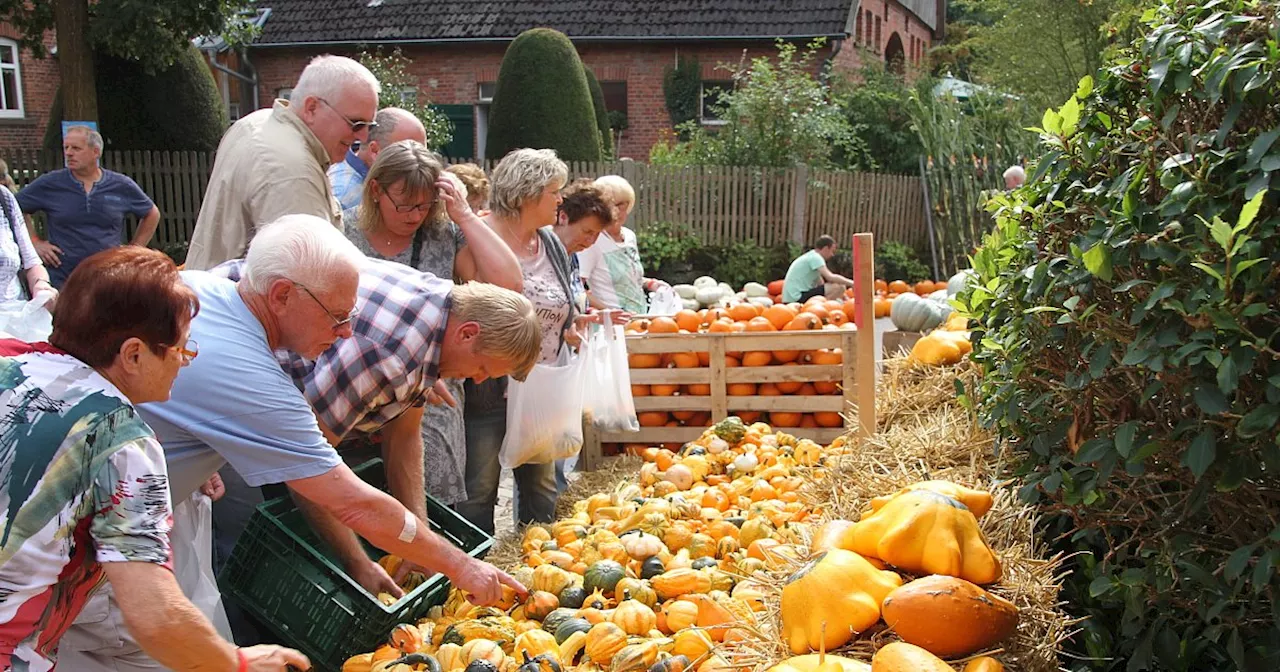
top-left (781, 235), bottom-right (855, 303)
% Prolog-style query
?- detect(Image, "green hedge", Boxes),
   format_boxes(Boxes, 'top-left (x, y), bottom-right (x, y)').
top-left (486, 28), bottom-right (601, 162)
top-left (959, 1), bottom-right (1280, 668)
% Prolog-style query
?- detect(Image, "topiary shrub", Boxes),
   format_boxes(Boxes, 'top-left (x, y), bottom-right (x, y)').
top-left (486, 28), bottom-right (601, 162)
top-left (583, 67), bottom-right (613, 158)
top-left (960, 1), bottom-right (1280, 669)
top-left (43, 44), bottom-right (227, 153)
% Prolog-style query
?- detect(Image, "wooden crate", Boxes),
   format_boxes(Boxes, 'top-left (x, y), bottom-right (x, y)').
top-left (579, 233), bottom-right (877, 470)
top-left (882, 330), bottom-right (923, 358)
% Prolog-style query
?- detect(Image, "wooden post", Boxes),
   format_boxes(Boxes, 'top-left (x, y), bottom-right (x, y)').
top-left (790, 164), bottom-right (808, 246)
top-left (709, 335), bottom-right (728, 421)
top-left (851, 232), bottom-right (876, 437)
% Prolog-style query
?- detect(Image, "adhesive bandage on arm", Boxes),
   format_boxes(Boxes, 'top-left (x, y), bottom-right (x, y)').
top-left (399, 508), bottom-right (418, 543)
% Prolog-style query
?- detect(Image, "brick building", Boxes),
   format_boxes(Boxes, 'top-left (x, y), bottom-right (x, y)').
top-left (1, 1), bottom-right (944, 156)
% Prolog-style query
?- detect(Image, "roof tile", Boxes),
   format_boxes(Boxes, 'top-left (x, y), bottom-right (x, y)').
top-left (254, 0), bottom-right (857, 45)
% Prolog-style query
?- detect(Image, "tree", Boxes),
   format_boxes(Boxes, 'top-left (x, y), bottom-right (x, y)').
top-left (0, 0), bottom-right (251, 120)
top-left (583, 67), bottom-right (613, 158)
top-left (650, 40), bottom-right (865, 169)
top-left (42, 44), bottom-right (228, 152)
top-left (485, 28), bottom-right (601, 162)
top-left (945, 0), bottom-right (1148, 110)
top-left (833, 61), bottom-right (925, 173)
top-left (358, 48), bottom-right (454, 151)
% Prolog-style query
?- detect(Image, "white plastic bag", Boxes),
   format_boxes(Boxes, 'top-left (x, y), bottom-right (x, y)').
top-left (646, 284), bottom-right (682, 316)
top-left (0, 291), bottom-right (54, 342)
top-left (170, 491), bottom-right (233, 640)
top-left (500, 345), bottom-right (587, 469)
top-left (582, 315), bottom-right (640, 434)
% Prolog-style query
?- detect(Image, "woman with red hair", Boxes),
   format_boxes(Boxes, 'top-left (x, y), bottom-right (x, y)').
top-left (0, 247), bottom-right (307, 671)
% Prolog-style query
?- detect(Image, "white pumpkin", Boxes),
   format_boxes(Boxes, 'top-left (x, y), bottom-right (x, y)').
top-left (673, 284), bottom-right (698, 300)
top-left (747, 296), bottom-right (774, 308)
top-left (695, 286), bottom-right (724, 307)
top-left (681, 298), bottom-right (701, 311)
top-left (694, 276), bottom-right (719, 289)
top-left (743, 282), bottom-right (770, 298)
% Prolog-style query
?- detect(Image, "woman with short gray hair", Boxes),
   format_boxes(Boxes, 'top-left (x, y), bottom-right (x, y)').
top-left (456, 148), bottom-right (577, 533)
top-left (341, 140), bottom-right (521, 508)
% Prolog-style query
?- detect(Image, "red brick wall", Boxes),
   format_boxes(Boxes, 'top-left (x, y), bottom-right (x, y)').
top-left (0, 28), bottom-right (58, 152)
top-left (253, 42), bottom-right (853, 160)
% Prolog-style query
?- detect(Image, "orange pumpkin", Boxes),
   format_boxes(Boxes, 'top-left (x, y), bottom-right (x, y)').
top-left (763, 304), bottom-right (798, 330)
top-left (649, 317), bottom-right (680, 334)
top-left (728, 304), bottom-right (758, 322)
top-left (631, 384), bottom-right (651, 397)
top-left (914, 280), bottom-right (936, 295)
top-left (742, 351), bottom-right (773, 367)
top-left (639, 412), bottom-right (670, 427)
top-left (888, 280), bottom-right (911, 294)
top-left (745, 316), bottom-right (776, 332)
top-left (674, 309), bottom-right (702, 332)
top-left (629, 353), bottom-right (662, 368)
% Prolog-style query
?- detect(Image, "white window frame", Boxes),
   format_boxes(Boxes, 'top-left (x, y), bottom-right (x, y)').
top-left (0, 38), bottom-right (25, 119)
top-left (477, 82), bottom-right (496, 103)
top-left (399, 86), bottom-right (419, 106)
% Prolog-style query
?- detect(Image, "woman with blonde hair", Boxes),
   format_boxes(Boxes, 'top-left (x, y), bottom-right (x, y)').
top-left (343, 139), bottom-right (521, 508)
top-left (580, 174), bottom-right (669, 314)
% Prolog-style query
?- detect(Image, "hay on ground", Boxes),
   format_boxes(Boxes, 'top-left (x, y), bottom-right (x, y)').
top-left (483, 358), bottom-right (1069, 671)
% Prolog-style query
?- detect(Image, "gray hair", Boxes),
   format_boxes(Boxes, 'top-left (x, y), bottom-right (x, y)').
top-left (1003, 164), bottom-right (1026, 183)
top-left (244, 214), bottom-right (365, 294)
top-left (65, 125), bottom-right (104, 151)
top-left (289, 55), bottom-right (381, 107)
top-left (368, 107), bottom-right (417, 146)
top-left (489, 148), bottom-right (568, 220)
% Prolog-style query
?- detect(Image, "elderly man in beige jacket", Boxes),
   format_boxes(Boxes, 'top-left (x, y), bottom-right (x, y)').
top-left (184, 55), bottom-right (380, 270)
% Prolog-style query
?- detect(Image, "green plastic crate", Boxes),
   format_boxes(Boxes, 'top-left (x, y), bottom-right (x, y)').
top-left (218, 458), bottom-right (493, 672)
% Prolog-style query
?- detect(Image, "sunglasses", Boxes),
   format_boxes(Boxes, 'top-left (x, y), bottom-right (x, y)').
top-left (296, 284), bottom-right (358, 330)
top-left (318, 98), bottom-right (378, 134)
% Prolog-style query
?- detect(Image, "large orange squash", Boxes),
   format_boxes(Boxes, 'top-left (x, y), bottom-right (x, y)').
top-left (880, 575), bottom-right (1018, 657)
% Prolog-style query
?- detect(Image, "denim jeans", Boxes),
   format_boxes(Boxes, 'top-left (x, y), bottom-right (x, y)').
top-left (456, 406), bottom-right (559, 534)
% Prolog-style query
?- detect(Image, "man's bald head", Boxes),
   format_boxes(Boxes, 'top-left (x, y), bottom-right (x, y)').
top-left (360, 107), bottom-right (428, 163)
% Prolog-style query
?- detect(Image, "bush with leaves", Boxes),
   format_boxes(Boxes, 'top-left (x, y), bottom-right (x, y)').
top-left (650, 40), bottom-right (868, 169)
top-left (663, 56), bottom-right (701, 140)
top-left (875, 241), bottom-right (933, 282)
top-left (959, 2), bottom-right (1280, 669)
top-left (636, 222), bottom-right (703, 281)
top-left (359, 48), bottom-right (453, 151)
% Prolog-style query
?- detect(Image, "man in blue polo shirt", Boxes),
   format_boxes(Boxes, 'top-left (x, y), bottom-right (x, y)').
top-left (17, 125), bottom-right (160, 287)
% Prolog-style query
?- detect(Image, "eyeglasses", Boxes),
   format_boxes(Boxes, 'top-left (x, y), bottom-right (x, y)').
top-left (383, 189), bottom-right (434, 214)
top-left (172, 339), bottom-right (199, 366)
top-left (296, 283), bottom-right (358, 331)
top-left (318, 98), bottom-right (378, 134)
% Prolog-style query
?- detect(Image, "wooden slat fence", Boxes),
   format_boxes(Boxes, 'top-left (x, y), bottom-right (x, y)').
top-left (0, 151), bottom-right (927, 252)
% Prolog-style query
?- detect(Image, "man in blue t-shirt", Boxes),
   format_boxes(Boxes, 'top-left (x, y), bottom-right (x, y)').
top-left (16, 126), bottom-right (160, 287)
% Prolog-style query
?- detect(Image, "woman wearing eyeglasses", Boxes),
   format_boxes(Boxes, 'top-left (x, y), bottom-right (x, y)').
top-left (0, 246), bottom-right (309, 671)
top-left (342, 139), bottom-right (522, 510)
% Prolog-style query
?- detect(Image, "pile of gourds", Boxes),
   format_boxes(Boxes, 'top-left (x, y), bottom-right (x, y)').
top-left (343, 417), bottom-right (1018, 672)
